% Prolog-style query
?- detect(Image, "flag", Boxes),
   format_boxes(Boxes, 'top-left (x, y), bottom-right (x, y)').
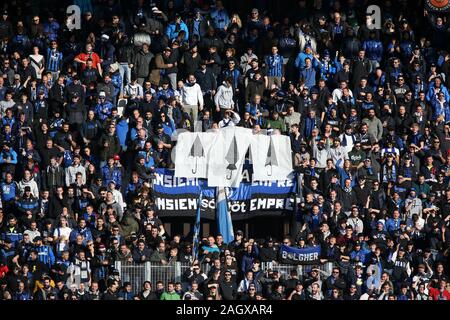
top-left (208, 127), bottom-right (253, 187)
top-left (174, 132), bottom-right (216, 179)
top-left (250, 134), bottom-right (293, 182)
top-left (216, 187), bottom-right (234, 244)
top-left (192, 189), bottom-right (202, 260)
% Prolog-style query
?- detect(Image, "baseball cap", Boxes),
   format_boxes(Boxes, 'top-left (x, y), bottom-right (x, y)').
top-left (99, 91), bottom-right (106, 97)
top-left (236, 230), bottom-right (244, 236)
top-left (113, 154), bottom-right (120, 161)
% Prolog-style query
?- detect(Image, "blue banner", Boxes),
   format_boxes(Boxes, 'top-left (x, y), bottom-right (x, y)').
top-left (153, 169), bottom-right (297, 220)
top-left (279, 245), bottom-right (321, 265)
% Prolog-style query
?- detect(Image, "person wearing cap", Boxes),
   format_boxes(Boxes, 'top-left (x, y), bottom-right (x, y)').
top-left (94, 90), bottom-right (114, 121)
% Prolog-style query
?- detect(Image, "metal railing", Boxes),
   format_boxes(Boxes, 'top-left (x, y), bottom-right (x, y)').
top-left (115, 261), bottom-right (334, 292)
top-left (260, 262), bottom-right (334, 278)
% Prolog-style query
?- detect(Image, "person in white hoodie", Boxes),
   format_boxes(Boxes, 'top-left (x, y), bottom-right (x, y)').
top-left (214, 77), bottom-right (235, 117)
top-left (65, 155), bottom-right (86, 187)
top-left (18, 169), bottom-right (39, 198)
top-left (180, 74), bottom-right (204, 122)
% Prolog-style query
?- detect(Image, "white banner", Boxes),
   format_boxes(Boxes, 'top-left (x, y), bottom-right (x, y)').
top-left (174, 132), bottom-right (216, 179)
top-left (207, 127), bottom-right (253, 187)
top-left (250, 134), bottom-right (293, 181)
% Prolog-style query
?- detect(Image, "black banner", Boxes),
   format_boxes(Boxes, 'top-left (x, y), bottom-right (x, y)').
top-left (152, 169), bottom-right (297, 220)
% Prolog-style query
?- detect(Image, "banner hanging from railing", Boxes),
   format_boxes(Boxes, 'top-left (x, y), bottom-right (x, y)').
top-left (153, 168), bottom-right (296, 220)
top-left (279, 245), bottom-right (321, 265)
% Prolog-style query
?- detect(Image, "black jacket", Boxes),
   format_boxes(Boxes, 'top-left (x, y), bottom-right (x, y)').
top-left (219, 280), bottom-right (237, 300)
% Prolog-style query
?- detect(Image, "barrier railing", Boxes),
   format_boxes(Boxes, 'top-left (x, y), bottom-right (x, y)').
top-left (115, 261), bottom-right (334, 292)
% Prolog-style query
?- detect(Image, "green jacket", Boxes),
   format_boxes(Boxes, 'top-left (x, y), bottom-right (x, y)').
top-left (266, 118), bottom-right (286, 133)
top-left (160, 291), bottom-right (180, 300)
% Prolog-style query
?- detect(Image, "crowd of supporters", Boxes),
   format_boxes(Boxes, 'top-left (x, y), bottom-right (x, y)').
top-left (0, 0), bottom-right (450, 300)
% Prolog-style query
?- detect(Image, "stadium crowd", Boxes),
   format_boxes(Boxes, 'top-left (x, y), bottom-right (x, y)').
top-left (0, 0), bottom-right (450, 301)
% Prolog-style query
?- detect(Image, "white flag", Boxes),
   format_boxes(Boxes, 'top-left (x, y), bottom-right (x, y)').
top-left (174, 132), bottom-right (216, 179)
top-left (250, 133), bottom-right (293, 181)
top-left (207, 127), bottom-right (253, 187)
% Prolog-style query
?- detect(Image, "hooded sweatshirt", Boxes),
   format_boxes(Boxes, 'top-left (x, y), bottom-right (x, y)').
top-left (214, 82), bottom-right (234, 110)
top-left (18, 178), bottom-right (39, 198)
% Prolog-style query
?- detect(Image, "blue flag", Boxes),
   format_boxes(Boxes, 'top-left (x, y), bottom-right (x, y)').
top-left (216, 187), bottom-right (234, 244)
top-left (192, 189), bottom-right (202, 260)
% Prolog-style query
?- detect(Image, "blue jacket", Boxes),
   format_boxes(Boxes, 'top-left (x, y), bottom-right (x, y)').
top-left (210, 9), bottom-right (230, 30)
top-left (166, 21), bottom-right (189, 41)
top-left (0, 149), bottom-right (18, 165)
top-left (385, 218), bottom-right (401, 235)
top-left (300, 67), bottom-right (317, 89)
top-left (69, 227), bottom-right (93, 245)
top-left (35, 244), bottom-right (56, 267)
top-left (95, 101), bottom-right (114, 121)
top-left (101, 165), bottom-right (122, 188)
top-left (1, 227), bottom-right (23, 248)
top-left (111, 72), bottom-right (122, 97)
top-left (1, 181), bottom-right (18, 202)
top-left (427, 82), bottom-right (450, 102)
top-left (295, 52), bottom-right (315, 71)
top-left (431, 96), bottom-right (450, 122)
top-left (266, 54), bottom-right (283, 77)
top-left (362, 40), bottom-right (383, 62)
top-left (138, 151), bottom-right (155, 169)
top-left (115, 119), bottom-right (129, 149)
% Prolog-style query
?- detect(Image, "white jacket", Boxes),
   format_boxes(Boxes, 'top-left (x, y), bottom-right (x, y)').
top-left (181, 82), bottom-right (204, 107)
top-left (65, 164), bottom-right (86, 186)
top-left (18, 178), bottom-right (39, 198)
top-left (214, 82), bottom-right (234, 109)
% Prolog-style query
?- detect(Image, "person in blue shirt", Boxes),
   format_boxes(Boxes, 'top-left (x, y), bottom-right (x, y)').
top-left (166, 14), bottom-right (189, 42)
top-left (210, 0), bottom-right (230, 34)
top-left (427, 77), bottom-right (450, 103)
top-left (101, 157), bottom-right (122, 189)
top-left (155, 81), bottom-right (175, 101)
top-left (265, 46), bottom-right (283, 87)
top-left (1, 172), bottom-right (18, 213)
top-left (33, 236), bottom-right (56, 268)
top-left (43, 14), bottom-right (60, 42)
top-left (294, 44), bottom-right (320, 72)
top-left (300, 56), bottom-right (321, 90)
top-left (0, 143), bottom-right (18, 179)
top-left (200, 236), bottom-right (221, 263)
top-left (385, 210), bottom-right (402, 237)
top-left (318, 50), bottom-right (337, 86)
top-left (362, 31), bottom-right (383, 72)
top-left (69, 219), bottom-right (93, 246)
top-left (94, 92), bottom-right (114, 121)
